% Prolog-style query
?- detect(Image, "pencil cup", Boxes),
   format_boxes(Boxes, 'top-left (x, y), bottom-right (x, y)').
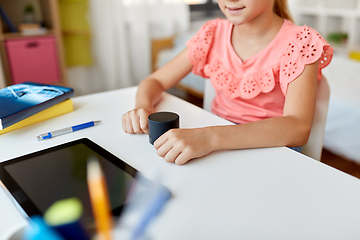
top-left (148, 112), bottom-right (179, 145)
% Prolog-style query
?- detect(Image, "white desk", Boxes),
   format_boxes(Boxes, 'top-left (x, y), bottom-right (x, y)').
top-left (1, 87), bottom-right (360, 240)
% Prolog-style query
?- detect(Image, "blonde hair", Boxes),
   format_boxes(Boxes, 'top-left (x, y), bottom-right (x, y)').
top-left (273, 0), bottom-right (294, 22)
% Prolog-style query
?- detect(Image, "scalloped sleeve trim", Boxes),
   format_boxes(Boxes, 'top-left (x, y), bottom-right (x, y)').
top-left (186, 19), bottom-right (218, 78)
top-left (279, 26), bottom-right (334, 96)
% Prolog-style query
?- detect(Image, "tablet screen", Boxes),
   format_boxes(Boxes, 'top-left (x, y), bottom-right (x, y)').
top-left (0, 138), bottom-right (140, 232)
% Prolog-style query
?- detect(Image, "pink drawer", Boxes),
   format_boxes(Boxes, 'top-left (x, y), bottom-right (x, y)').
top-left (5, 37), bottom-right (60, 84)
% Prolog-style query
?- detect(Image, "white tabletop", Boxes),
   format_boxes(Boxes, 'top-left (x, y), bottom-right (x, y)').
top-left (1, 87), bottom-right (360, 240)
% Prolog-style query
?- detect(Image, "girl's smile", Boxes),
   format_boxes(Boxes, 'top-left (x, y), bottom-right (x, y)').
top-left (218, 0), bottom-right (276, 26)
top-left (227, 6), bottom-right (245, 15)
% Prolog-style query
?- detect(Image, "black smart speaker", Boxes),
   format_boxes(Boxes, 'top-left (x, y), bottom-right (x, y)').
top-left (148, 112), bottom-right (180, 145)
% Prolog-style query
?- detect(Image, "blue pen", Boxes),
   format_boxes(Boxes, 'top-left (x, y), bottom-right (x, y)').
top-left (37, 121), bottom-right (101, 140)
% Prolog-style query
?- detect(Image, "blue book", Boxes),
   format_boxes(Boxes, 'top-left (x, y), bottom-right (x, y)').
top-left (0, 82), bottom-right (74, 130)
top-left (0, 4), bottom-right (16, 33)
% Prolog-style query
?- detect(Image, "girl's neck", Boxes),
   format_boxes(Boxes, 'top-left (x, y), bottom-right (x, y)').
top-left (231, 12), bottom-right (284, 62)
top-left (233, 12), bottom-right (284, 40)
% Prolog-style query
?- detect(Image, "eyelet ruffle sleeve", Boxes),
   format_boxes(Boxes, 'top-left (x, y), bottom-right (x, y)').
top-left (186, 20), bottom-right (217, 77)
top-left (279, 26), bottom-right (333, 96)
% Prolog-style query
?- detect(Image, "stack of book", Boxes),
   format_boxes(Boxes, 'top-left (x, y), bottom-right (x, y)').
top-left (0, 82), bottom-right (74, 135)
top-left (18, 23), bottom-right (48, 36)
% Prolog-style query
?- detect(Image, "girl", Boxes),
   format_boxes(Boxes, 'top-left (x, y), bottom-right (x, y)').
top-left (122, 0), bottom-right (333, 165)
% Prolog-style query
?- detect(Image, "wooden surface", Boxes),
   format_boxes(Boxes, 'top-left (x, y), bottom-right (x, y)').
top-left (48, 0), bottom-right (68, 86)
top-left (151, 36), bottom-right (174, 72)
top-left (321, 149), bottom-right (360, 179)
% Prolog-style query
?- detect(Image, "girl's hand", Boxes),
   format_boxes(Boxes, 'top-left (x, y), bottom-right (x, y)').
top-left (122, 107), bottom-right (155, 134)
top-left (154, 128), bottom-right (214, 165)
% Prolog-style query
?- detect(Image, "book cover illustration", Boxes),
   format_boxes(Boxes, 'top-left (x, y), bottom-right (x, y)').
top-left (0, 82), bottom-right (74, 130)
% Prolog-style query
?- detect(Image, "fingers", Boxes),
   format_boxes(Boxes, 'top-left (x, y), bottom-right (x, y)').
top-left (121, 115), bottom-right (128, 133)
top-left (154, 130), bottom-right (192, 165)
top-left (154, 134), bottom-right (179, 163)
top-left (121, 108), bottom-right (152, 134)
top-left (131, 112), bottom-right (142, 133)
top-left (124, 114), bottom-right (135, 133)
top-left (157, 143), bottom-right (186, 165)
top-left (174, 153), bottom-right (191, 165)
top-left (121, 112), bottom-right (139, 133)
top-left (139, 113), bottom-right (149, 134)
top-left (123, 119), bottom-right (210, 165)
top-left (153, 132), bottom-right (168, 149)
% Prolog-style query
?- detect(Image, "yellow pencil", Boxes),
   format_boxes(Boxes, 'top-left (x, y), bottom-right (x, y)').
top-left (87, 157), bottom-right (113, 240)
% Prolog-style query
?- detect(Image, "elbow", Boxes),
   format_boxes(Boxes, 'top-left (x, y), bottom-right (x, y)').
top-left (286, 122), bottom-right (312, 148)
top-left (297, 127), bottom-right (312, 147)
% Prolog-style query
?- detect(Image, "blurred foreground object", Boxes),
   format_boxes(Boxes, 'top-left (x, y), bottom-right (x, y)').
top-left (23, 216), bottom-right (64, 240)
top-left (44, 198), bottom-right (89, 240)
top-left (87, 156), bottom-right (113, 240)
top-left (115, 174), bottom-right (172, 240)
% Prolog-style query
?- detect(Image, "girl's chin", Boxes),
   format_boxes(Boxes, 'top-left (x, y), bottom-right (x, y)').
top-left (226, 17), bottom-right (246, 26)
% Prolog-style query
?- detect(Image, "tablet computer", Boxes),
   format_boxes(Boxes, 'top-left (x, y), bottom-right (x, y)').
top-left (0, 138), bottom-right (157, 235)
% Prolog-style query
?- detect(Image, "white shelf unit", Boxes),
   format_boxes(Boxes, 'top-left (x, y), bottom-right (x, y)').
top-left (292, 0), bottom-right (360, 56)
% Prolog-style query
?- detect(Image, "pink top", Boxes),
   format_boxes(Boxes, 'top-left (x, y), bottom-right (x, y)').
top-left (186, 19), bottom-right (333, 124)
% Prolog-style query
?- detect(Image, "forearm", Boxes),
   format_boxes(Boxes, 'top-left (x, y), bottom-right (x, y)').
top-left (209, 116), bottom-right (312, 151)
top-left (135, 78), bottom-right (165, 109)
top-left (135, 47), bottom-right (192, 110)
top-left (154, 115), bottom-right (311, 165)
top-left (123, 48), bottom-right (192, 135)
top-left (122, 78), bottom-right (165, 134)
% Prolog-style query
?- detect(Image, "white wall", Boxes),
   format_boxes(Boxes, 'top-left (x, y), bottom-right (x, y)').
top-left (67, 1), bottom-right (190, 96)
top-left (287, 0), bottom-right (299, 22)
